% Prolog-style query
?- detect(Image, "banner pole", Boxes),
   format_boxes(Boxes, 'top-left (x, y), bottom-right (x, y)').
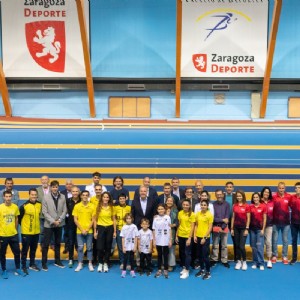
top-left (0, 61), bottom-right (12, 117)
top-left (260, 0), bottom-right (282, 118)
top-left (76, 0), bottom-right (96, 118)
top-left (175, 0), bottom-right (182, 118)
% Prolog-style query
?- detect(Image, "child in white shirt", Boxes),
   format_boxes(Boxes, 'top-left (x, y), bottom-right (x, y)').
top-left (138, 218), bottom-right (153, 276)
top-left (120, 213), bottom-right (139, 278)
top-left (152, 204), bottom-right (172, 279)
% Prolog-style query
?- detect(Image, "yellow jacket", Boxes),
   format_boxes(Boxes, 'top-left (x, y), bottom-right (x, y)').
top-left (19, 200), bottom-right (42, 235)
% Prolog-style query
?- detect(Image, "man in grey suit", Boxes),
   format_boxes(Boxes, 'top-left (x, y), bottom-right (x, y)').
top-left (41, 180), bottom-right (67, 271)
top-left (36, 175), bottom-right (50, 248)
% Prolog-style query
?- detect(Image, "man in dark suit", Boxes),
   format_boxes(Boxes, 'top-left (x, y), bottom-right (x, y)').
top-left (133, 176), bottom-right (158, 203)
top-left (131, 185), bottom-right (157, 230)
top-left (157, 182), bottom-right (180, 208)
top-left (60, 179), bottom-right (74, 253)
top-left (171, 177), bottom-right (185, 200)
top-left (41, 180), bottom-right (67, 271)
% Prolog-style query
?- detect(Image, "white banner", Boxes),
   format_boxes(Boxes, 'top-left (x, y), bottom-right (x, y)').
top-left (1, 0), bottom-right (89, 77)
top-left (181, 0), bottom-right (269, 78)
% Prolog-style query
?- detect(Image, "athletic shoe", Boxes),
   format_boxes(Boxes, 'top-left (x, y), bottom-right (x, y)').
top-left (15, 269), bottom-right (26, 277)
top-left (130, 270), bottom-right (136, 278)
top-left (267, 260), bottom-right (273, 268)
top-left (54, 261), bottom-right (65, 268)
top-left (97, 263), bottom-right (103, 272)
top-left (290, 258), bottom-right (297, 265)
top-left (29, 264), bottom-right (40, 272)
top-left (75, 263), bottom-right (83, 272)
top-left (22, 268), bottom-right (29, 275)
top-left (121, 270), bottom-right (126, 278)
top-left (259, 265), bottom-right (265, 271)
top-left (103, 263), bottom-right (109, 272)
top-left (282, 257), bottom-right (289, 265)
top-left (242, 261), bottom-right (247, 271)
top-left (235, 260), bottom-right (242, 270)
top-left (126, 265), bottom-right (131, 271)
top-left (195, 270), bottom-right (205, 277)
top-left (163, 270), bottom-right (169, 279)
top-left (154, 270), bottom-right (162, 278)
top-left (251, 264), bottom-right (257, 269)
top-left (180, 267), bottom-right (186, 275)
top-left (119, 264), bottom-right (123, 270)
top-left (42, 264), bottom-right (48, 272)
top-left (146, 271), bottom-right (151, 276)
top-left (68, 260), bottom-right (73, 268)
top-left (271, 256), bottom-right (277, 263)
top-left (203, 272), bottom-right (211, 280)
top-left (168, 266), bottom-right (173, 272)
top-left (180, 270), bottom-right (189, 279)
top-left (194, 264), bottom-right (200, 270)
top-left (2, 270), bottom-right (8, 279)
top-left (88, 263), bottom-right (94, 272)
top-left (210, 261), bottom-right (217, 267)
top-left (222, 262), bottom-right (230, 268)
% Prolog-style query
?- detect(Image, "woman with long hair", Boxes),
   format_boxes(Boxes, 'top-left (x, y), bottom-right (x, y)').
top-left (231, 190), bottom-right (250, 271)
top-left (165, 196), bottom-right (178, 272)
top-left (94, 192), bottom-right (116, 273)
top-left (260, 187), bottom-right (274, 268)
top-left (249, 192), bottom-right (267, 270)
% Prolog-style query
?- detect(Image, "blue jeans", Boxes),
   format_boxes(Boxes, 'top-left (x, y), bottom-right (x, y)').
top-left (250, 229), bottom-right (264, 266)
top-left (291, 223), bottom-right (300, 260)
top-left (77, 234), bottom-right (93, 262)
top-left (272, 224), bottom-right (290, 258)
top-left (116, 230), bottom-right (124, 264)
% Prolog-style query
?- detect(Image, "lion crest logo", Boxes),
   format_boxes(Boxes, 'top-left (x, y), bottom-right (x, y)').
top-left (26, 21), bottom-right (66, 73)
top-left (33, 27), bottom-right (61, 64)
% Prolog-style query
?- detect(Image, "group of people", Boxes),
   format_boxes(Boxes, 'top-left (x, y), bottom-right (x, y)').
top-left (0, 172), bottom-right (299, 281)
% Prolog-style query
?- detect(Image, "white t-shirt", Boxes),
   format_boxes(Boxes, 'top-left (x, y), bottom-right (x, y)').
top-left (194, 203), bottom-right (214, 217)
top-left (138, 228), bottom-right (153, 254)
top-left (120, 224), bottom-right (139, 251)
top-left (152, 215), bottom-right (171, 246)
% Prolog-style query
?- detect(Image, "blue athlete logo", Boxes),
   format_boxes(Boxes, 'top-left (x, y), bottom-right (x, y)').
top-left (205, 13), bottom-right (237, 41)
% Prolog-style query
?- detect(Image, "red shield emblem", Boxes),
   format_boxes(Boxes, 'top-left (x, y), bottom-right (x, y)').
top-left (25, 21), bottom-right (66, 73)
top-left (193, 54), bottom-right (207, 72)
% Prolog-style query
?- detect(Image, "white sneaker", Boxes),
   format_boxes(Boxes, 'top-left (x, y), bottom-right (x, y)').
top-left (242, 261), bottom-right (247, 271)
top-left (97, 263), bottom-right (103, 272)
top-left (75, 263), bottom-right (83, 272)
top-left (180, 270), bottom-right (189, 279)
top-left (267, 260), bottom-right (272, 269)
top-left (88, 263), bottom-right (94, 272)
top-left (235, 260), bottom-right (242, 270)
top-left (103, 263), bottom-right (109, 272)
top-left (180, 267), bottom-right (186, 275)
top-left (251, 264), bottom-right (257, 269)
top-left (259, 265), bottom-right (264, 271)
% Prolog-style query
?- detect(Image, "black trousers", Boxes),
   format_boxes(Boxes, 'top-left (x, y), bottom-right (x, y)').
top-left (197, 237), bottom-right (210, 272)
top-left (21, 234), bottom-right (39, 268)
top-left (156, 245), bottom-right (169, 270)
top-left (42, 227), bottom-right (62, 264)
top-left (178, 237), bottom-right (192, 269)
top-left (234, 228), bottom-right (247, 261)
top-left (96, 225), bottom-right (113, 264)
top-left (123, 251), bottom-right (134, 270)
top-left (67, 225), bottom-right (77, 260)
top-left (140, 252), bottom-right (152, 271)
top-left (0, 234), bottom-right (20, 270)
